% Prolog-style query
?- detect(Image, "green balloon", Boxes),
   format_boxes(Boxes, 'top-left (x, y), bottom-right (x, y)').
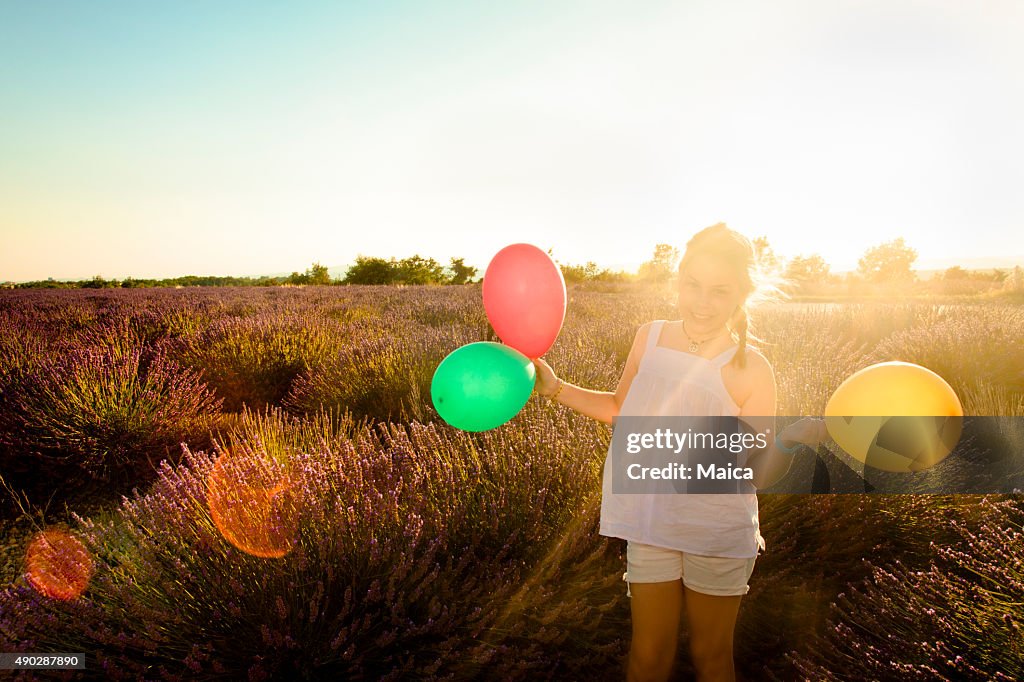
top-left (431, 342), bottom-right (537, 432)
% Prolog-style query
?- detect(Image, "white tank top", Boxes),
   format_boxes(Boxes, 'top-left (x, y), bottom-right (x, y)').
top-left (598, 320), bottom-right (767, 558)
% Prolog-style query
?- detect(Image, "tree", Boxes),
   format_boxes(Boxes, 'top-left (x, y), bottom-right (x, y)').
top-left (591, 267), bottom-right (630, 283)
top-left (287, 262), bottom-right (332, 285)
top-left (857, 238), bottom-right (918, 283)
top-left (1004, 266), bottom-right (1024, 293)
top-left (447, 257), bottom-right (477, 284)
top-left (307, 262), bottom-right (331, 285)
top-left (752, 236), bottom-right (780, 272)
top-left (82, 275), bottom-right (117, 289)
top-left (558, 261), bottom-right (601, 284)
top-left (785, 254), bottom-right (831, 285)
top-left (559, 263), bottom-right (587, 284)
top-left (638, 244), bottom-right (679, 282)
top-left (943, 266), bottom-right (968, 280)
top-left (395, 255), bottom-right (446, 285)
top-left (344, 256), bottom-right (396, 284)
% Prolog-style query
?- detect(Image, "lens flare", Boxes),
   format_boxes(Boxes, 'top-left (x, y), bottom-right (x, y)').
top-left (25, 529), bottom-right (94, 601)
top-left (206, 452), bottom-right (300, 559)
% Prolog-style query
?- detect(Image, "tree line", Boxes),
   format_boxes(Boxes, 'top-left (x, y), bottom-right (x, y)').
top-left (5, 238), bottom-right (1021, 293)
top-left (5, 257), bottom-right (477, 289)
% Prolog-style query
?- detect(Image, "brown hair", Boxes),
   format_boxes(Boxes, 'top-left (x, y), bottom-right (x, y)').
top-left (677, 223), bottom-right (781, 368)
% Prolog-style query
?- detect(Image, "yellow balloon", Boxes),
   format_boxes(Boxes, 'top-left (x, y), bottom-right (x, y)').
top-left (824, 361), bottom-right (963, 473)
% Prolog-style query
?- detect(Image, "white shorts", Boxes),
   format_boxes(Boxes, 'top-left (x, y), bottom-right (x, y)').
top-left (623, 541), bottom-right (757, 597)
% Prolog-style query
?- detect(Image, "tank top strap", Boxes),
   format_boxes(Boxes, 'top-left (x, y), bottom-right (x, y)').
top-left (644, 320), bottom-right (666, 356)
top-left (710, 344), bottom-right (739, 369)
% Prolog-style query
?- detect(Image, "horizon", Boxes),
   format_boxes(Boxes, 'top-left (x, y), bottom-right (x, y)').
top-left (3, 1), bottom-right (1023, 282)
top-left (5, 250), bottom-right (1024, 285)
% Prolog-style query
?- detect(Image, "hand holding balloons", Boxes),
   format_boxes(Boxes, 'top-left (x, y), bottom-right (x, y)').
top-left (778, 417), bottom-right (828, 449)
top-left (531, 357), bottom-right (559, 397)
top-left (431, 243), bottom-right (566, 432)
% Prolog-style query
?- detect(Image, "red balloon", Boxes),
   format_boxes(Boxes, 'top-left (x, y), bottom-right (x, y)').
top-left (483, 244), bottom-right (567, 358)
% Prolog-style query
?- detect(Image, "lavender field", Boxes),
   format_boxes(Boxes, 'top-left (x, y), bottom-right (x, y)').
top-left (0, 285), bottom-right (1022, 680)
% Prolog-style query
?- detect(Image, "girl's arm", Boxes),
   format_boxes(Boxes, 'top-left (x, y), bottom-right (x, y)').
top-left (533, 323), bottom-right (651, 425)
top-left (740, 354), bottom-right (827, 489)
top-left (736, 359), bottom-right (789, 490)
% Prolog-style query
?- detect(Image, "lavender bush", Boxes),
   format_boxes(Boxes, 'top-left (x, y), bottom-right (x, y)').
top-left (167, 312), bottom-right (341, 413)
top-left (785, 495), bottom-right (1023, 681)
top-left (283, 321), bottom-right (470, 424)
top-left (868, 308), bottom-right (1024, 401)
top-left (0, 320), bottom-right (221, 484)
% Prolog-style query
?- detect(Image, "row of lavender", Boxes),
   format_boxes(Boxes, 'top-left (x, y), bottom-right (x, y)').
top-left (0, 286), bottom-right (1021, 679)
top-left (0, 286), bottom-right (654, 486)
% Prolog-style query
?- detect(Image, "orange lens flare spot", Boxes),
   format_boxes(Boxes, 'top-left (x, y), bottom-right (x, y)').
top-left (207, 453), bottom-right (300, 559)
top-left (25, 529), bottom-right (94, 601)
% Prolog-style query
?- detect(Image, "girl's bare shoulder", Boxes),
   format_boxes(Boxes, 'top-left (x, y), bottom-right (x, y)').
top-left (740, 346), bottom-right (775, 379)
top-left (633, 319), bottom-right (664, 344)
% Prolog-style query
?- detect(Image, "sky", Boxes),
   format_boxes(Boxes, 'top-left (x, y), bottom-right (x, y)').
top-left (2, 0), bottom-right (1023, 282)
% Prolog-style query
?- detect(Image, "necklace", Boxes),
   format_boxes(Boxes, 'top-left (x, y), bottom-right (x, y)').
top-left (680, 320), bottom-right (726, 354)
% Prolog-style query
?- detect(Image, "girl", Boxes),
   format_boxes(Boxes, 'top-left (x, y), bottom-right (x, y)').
top-left (533, 224), bottom-right (826, 682)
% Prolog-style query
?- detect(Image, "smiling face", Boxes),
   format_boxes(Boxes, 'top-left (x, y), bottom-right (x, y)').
top-left (677, 252), bottom-right (748, 336)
